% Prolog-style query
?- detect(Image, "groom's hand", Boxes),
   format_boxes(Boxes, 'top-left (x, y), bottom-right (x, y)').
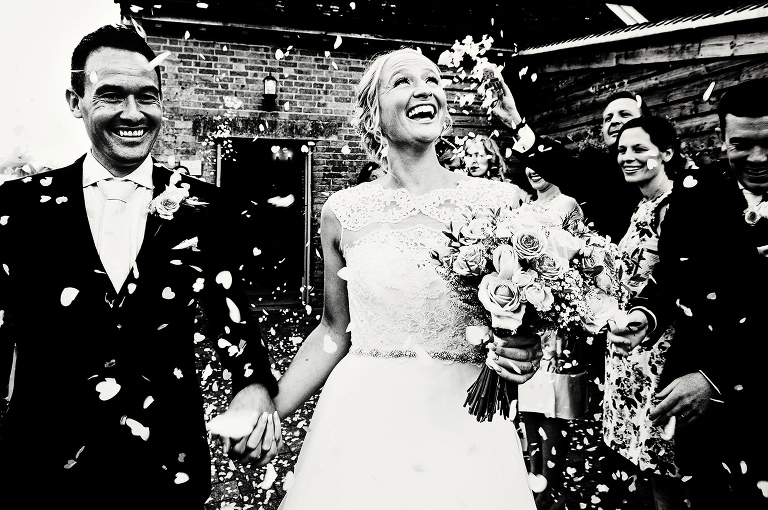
top-left (211, 383), bottom-right (284, 467)
top-left (487, 330), bottom-right (542, 383)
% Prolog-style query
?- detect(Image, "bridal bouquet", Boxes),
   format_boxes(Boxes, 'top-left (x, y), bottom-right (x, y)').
top-left (431, 203), bottom-right (629, 422)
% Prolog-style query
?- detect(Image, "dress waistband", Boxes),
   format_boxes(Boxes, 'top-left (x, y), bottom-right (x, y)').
top-left (348, 347), bottom-right (485, 364)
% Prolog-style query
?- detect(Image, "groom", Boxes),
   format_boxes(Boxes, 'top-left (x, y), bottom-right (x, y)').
top-left (0, 24), bottom-right (278, 509)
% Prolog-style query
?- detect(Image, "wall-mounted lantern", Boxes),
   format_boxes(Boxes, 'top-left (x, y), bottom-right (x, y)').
top-left (263, 73), bottom-right (278, 111)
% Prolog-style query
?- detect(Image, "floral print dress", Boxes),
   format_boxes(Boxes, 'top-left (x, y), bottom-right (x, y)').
top-left (602, 189), bottom-right (680, 477)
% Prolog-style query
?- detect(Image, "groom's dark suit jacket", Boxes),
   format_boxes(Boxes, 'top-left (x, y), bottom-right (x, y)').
top-left (0, 156), bottom-right (277, 508)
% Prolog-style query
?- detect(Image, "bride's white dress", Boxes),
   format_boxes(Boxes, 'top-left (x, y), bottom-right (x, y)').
top-left (279, 178), bottom-right (536, 510)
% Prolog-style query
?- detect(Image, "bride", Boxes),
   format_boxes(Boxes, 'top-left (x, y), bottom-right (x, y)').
top-left (275, 48), bottom-right (540, 509)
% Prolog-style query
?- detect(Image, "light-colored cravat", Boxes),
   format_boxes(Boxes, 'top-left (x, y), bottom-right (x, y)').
top-left (742, 187), bottom-right (765, 208)
top-left (98, 179), bottom-right (138, 291)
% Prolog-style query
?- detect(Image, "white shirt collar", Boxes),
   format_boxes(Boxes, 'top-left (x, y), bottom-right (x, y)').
top-left (82, 151), bottom-right (155, 190)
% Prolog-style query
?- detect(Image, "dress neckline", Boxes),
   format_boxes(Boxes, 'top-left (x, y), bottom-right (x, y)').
top-left (371, 175), bottom-right (473, 197)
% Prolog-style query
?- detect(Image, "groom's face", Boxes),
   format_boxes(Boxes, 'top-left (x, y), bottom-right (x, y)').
top-left (68, 47), bottom-right (162, 175)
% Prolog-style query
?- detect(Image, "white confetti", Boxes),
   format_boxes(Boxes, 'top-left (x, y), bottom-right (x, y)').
top-left (143, 396), bottom-right (154, 409)
top-left (322, 334), bottom-right (338, 353)
top-left (40, 195), bottom-right (51, 203)
top-left (349, 2), bottom-right (356, 9)
top-left (145, 51), bottom-right (171, 70)
top-left (174, 472), bottom-right (189, 484)
top-left (215, 271), bottom-right (233, 289)
top-left (333, 35), bottom-right (342, 49)
top-left (162, 287), bottom-right (175, 299)
top-left (275, 49), bottom-right (285, 60)
top-left (527, 472), bottom-right (548, 493)
top-left (208, 409), bottom-right (259, 439)
top-left (336, 267), bottom-right (351, 281)
top-left (0, 216), bottom-right (8, 225)
top-left (55, 196), bottom-right (68, 204)
top-left (95, 378), bottom-right (121, 401)
top-left (647, 159), bottom-right (658, 170)
top-left (174, 368), bottom-right (183, 379)
top-left (283, 101), bottom-right (291, 111)
top-left (184, 30), bottom-right (191, 40)
top-left (683, 175), bottom-right (698, 188)
top-left (253, 247), bottom-right (262, 257)
top-left (267, 194), bottom-right (295, 207)
top-left (40, 177), bottom-right (52, 186)
top-left (89, 70), bottom-right (99, 84)
top-left (226, 297), bottom-right (242, 323)
top-left (703, 81), bottom-right (716, 102)
top-left (60, 287), bottom-right (79, 306)
top-left (341, 145), bottom-right (351, 155)
top-left (258, 463), bottom-right (278, 489)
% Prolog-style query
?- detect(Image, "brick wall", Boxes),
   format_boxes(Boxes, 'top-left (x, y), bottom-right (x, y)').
top-left (144, 33), bottom-right (494, 306)
top-left (146, 35), bottom-right (376, 305)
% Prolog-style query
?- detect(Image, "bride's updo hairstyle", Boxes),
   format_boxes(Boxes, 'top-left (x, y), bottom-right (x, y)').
top-left (353, 48), bottom-right (451, 165)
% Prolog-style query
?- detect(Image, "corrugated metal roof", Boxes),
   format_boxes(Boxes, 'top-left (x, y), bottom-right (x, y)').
top-left (519, 2), bottom-right (768, 56)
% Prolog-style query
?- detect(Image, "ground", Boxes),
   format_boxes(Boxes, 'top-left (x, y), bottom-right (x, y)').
top-left (198, 305), bottom-right (651, 510)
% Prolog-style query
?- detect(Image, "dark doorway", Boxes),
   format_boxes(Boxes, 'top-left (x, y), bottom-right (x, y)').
top-left (217, 138), bottom-right (310, 306)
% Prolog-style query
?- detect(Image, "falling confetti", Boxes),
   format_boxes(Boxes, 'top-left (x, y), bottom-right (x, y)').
top-left (215, 271), bottom-right (233, 289)
top-left (341, 145), bottom-right (351, 155)
top-left (40, 177), bottom-right (52, 186)
top-left (682, 175), bottom-right (698, 188)
top-left (647, 159), bottom-right (658, 170)
top-left (527, 472), bottom-right (548, 493)
top-left (283, 101), bottom-right (291, 111)
top-left (95, 378), bottom-right (121, 401)
top-left (226, 297), bottom-right (242, 323)
top-left (267, 194), bottom-right (295, 207)
top-left (703, 81), bottom-right (716, 101)
top-left (56, 197), bottom-right (68, 204)
top-left (183, 30), bottom-right (191, 40)
top-left (60, 287), bottom-right (79, 306)
top-left (349, 2), bottom-right (356, 9)
top-left (258, 463), bottom-right (278, 489)
top-left (0, 216), bottom-right (8, 226)
top-left (162, 287), bottom-right (175, 299)
top-left (334, 35), bottom-right (343, 49)
top-left (145, 51), bottom-right (171, 70)
top-left (275, 48), bottom-right (285, 60)
top-left (174, 472), bottom-right (189, 484)
top-left (322, 334), bottom-right (338, 353)
top-left (208, 409), bottom-right (259, 439)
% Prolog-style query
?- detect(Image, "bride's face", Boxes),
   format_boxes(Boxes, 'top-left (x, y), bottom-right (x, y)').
top-left (376, 53), bottom-right (447, 148)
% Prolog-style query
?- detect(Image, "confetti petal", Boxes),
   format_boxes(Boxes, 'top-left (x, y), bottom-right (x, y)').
top-left (162, 287), bottom-right (175, 299)
top-left (527, 472), bottom-right (548, 493)
top-left (258, 463), bottom-right (278, 489)
top-left (95, 378), bottom-right (121, 401)
top-left (207, 409), bottom-right (259, 439)
top-left (213, 272), bottom-right (233, 291)
top-left (174, 472), bottom-right (189, 484)
top-left (0, 216), bottom-right (8, 225)
top-left (60, 287), bottom-right (79, 306)
top-left (40, 177), bottom-right (52, 186)
top-left (322, 334), bottom-right (338, 353)
top-left (703, 81), bottom-right (716, 102)
top-left (333, 35), bottom-right (342, 49)
top-left (683, 175), bottom-right (698, 188)
top-left (226, 297), bottom-right (242, 323)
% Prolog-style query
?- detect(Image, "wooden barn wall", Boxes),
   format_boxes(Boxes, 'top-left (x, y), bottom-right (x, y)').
top-left (506, 54), bottom-right (768, 167)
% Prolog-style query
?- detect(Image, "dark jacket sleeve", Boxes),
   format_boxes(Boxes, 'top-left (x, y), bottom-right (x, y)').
top-left (193, 178), bottom-right (278, 397)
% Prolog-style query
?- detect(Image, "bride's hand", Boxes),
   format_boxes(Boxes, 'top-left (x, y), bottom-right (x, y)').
top-left (486, 330), bottom-right (542, 383)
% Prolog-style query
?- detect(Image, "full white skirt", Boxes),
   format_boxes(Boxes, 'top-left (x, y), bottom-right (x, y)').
top-left (279, 353), bottom-right (536, 510)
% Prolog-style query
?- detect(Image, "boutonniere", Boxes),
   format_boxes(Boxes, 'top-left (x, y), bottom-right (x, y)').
top-left (744, 202), bottom-right (768, 226)
top-left (149, 171), bottom-right (207, 220)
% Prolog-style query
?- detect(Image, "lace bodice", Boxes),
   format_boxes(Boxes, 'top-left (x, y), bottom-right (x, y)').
top-left (327, 178), bottom-right (526, 361)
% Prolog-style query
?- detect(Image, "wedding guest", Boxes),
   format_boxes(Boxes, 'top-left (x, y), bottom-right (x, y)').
top-left (492, 77), bottom-right (649, 241)
top-left (602, 117), bottom-right (687, 510)
top-left (462, 134), bottom-right (507, 181)
top-left (618, 79), bottom-right (768, 508)
top-left (518, 169), bottom-right (584, 510)
top-left (0, 24), bottom-right (279, 509)
top-left (274, 48), bottom-right (541, 510)
top-left (356, 160), bottom-right (387, 184)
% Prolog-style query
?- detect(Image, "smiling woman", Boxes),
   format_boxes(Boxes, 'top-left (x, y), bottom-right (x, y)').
top-left (273, 48), bottom-right (536, 510)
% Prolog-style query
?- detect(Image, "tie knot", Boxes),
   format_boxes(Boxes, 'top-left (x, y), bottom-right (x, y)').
top-left (99, 179), bottom-right (137, 202)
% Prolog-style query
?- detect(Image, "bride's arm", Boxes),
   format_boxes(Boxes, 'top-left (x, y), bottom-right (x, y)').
top-left (273, 202), bottom-right (352, 418)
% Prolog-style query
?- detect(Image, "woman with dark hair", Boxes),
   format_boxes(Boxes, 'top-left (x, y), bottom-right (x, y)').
top-left (601, 116), bottom-right (687, 510)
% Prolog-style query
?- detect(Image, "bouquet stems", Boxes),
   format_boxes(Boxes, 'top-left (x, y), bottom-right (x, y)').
top-left (464, 329), bottom-right (518, 422)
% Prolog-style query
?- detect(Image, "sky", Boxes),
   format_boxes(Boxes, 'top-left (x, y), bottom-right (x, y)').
top-left (0, 0), bottom-right (120, 175)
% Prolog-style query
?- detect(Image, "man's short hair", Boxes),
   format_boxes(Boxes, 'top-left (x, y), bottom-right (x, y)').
top-left (602, 90), bottom-right (651, 117)
top-left (71, 24), bottom-right (161, 97)
top-left (717, 78), bottom-right (768, 136)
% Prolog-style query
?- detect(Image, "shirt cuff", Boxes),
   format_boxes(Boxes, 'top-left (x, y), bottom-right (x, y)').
top-left (629, 306), bottom-right (657, 335)
top-left (512, 125), bottom-right (536, 153)
top-left (698, 369), bottom-right (723, 397)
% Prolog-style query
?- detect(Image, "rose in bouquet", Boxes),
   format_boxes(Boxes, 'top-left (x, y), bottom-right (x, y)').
top-left (431, 203), bottom-right (629, 422)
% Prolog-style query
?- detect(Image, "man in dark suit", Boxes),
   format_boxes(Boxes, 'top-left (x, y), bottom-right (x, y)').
top-left (612, 78), bottom-right (768, 508)
top-left (0, 24), bottom-right (279, 509)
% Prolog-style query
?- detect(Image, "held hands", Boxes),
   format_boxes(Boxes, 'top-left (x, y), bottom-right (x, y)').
top-left (607, 309), bottom-right (649, 357)
top-left (490, 75), bottom-right (524, 130)
top-left (208, 384), bottom-right (284, 468)
top-left (486, 330), bottom-right (542, 383)
top-left (650, 372), bottom-right (719, 430)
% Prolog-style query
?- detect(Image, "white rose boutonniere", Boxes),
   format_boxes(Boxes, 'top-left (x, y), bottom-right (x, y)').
top-left (745, 202), bottom-right (768, 226)
top-left (149, 171), bottom-right (206, 220)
